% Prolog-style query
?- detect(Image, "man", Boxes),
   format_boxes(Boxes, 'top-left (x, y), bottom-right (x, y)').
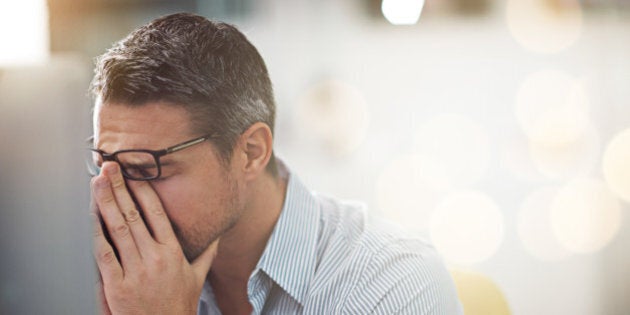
top-left (89, 12), bottom-right (462, 314)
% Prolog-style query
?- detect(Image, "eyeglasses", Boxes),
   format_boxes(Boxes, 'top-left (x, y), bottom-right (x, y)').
top-left (86, 133), bottom-right (219, 181)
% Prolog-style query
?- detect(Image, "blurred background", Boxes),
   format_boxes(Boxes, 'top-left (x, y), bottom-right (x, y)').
top-left (1, 0), bottom-right (629, 314)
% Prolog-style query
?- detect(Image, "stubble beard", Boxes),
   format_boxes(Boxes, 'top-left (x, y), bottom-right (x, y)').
top-left (173, 172), bottom-right (243, 263)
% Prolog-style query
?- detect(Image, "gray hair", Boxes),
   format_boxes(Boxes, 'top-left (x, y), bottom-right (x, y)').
top-left (90, 12), bottom-right (277, 175)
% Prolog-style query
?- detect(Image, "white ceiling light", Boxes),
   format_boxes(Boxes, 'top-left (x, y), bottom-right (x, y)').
top-left (382, 0), bottom-right (425, 25)
top-left (0, 0), bottom-right (49, 66)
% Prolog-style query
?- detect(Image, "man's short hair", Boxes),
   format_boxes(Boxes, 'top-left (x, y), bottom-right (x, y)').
top-left (90, 12), bottom-right (277, 175)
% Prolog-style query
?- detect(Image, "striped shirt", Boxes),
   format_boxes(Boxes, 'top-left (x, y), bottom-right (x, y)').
top-left (198, 163), bottom-right (463, 314)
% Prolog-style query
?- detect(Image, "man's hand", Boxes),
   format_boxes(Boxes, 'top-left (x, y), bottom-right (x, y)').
top-left (91, 162), bottom-right (218, 315)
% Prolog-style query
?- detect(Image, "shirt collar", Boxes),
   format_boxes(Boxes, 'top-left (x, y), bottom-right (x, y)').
top-left (254, 160), bottom-right (320, 306)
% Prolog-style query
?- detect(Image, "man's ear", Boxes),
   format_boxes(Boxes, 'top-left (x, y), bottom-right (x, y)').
top-left (237, 122), bottom-right (273, 181)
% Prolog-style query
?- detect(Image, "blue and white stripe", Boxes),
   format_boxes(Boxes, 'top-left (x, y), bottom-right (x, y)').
top-left (198, 162), bottom-right (463, 314)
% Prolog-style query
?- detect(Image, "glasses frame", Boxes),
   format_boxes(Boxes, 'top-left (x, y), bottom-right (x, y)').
top-left (87, 133), bottom-right (220, 181)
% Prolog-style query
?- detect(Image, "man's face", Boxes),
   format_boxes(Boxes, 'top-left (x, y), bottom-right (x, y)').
top-left (93, 101), bottom-right (243, 261)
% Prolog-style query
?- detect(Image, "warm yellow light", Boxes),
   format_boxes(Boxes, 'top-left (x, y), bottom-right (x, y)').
top-left (381, 0), bottom-right (425, 25)
top-left (0, 0), bottom-right (49, 66)
top-left (414, 114), bottom-right (491, 189)
top-left (506, 0), bottom-right (582, 53)
top-left (430, 191), bottom-right (504, 265)
top-left (550, 179), bottom-right (622, 254)
top-left (603, 128), bottom-right (630, 203)
top-left (451, 269), bottom-right (512, 315)
top-left (517, 187), bottom-right (570, 261)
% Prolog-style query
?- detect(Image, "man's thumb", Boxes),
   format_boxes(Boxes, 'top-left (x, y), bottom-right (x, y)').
top-left (191, 239), bottom-right (219, 280)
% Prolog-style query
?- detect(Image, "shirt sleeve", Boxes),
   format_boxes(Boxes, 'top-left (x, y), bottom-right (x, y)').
top-left (340, 239), bottom-right (463, 315)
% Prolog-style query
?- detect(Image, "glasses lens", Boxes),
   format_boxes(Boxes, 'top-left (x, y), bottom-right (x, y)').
top-left (116, 151), bottom-right (159, 180)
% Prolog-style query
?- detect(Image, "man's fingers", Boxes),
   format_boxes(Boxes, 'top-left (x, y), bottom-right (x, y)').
top-left (126, 180), bottom-right (178, 245)
top-left (92, 172), bottom-right (142, 269)
top-left (95, 272), bottom-right (113, 315)
top-left (102, 163), bottom-right (154, 254)
top-left (91, 212), bottom-right (123, 283)
top-left (191, 239), bottom-right (219, 282)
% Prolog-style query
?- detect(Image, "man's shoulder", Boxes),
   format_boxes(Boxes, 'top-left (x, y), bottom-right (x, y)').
top-left (305, 192), bottom-right (462, 314)
top-left (312, 191), bottom-right (436, 260)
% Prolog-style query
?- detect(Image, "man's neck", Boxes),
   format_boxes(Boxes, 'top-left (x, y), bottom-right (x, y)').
top-left (208, 171), bottom-right (288, 306)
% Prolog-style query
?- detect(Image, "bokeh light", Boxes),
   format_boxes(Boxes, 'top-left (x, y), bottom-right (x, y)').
top-left (506, 0), bottom-right (583, 53)
top-left (603, 128), bottom-right (630, 204)
top-left (515, 69), bottom-right (591, 146)
top-left (0, 0), bottom-right (49, 66)
top-left (430, 191), bottom-right (504, 265)
top-left (528, 122), bottom-right (600, 180)
top-left (376, 154), bottom-right (447, 232)
top-left (517, 187), bottom-right (571, 261)
top-left (515, 69), bottom-right (600, 180)
top-left (550, 178), bottom-right (623, 254)
top-left (414, 114), bottom-right (491, 189)
top-left (381, 0), bottom-right (425, 25)
top-left (451, 269), bottom-right (512, 315)
top-left (296, 79), bottom-right (370, 156)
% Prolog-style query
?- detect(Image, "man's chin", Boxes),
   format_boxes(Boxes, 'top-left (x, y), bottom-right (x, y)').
top-left (177, 228), bottom-right (225, 263)
top-left (181, 245), bottom-right (197, 263)
top-left (179, 237), bottom-right (215, 263)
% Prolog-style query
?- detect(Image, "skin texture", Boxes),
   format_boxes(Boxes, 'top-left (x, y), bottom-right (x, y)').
top-left (94, 102), bottom-right (243, 261)
top-left (92, 101), bottom-right (287, 314)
